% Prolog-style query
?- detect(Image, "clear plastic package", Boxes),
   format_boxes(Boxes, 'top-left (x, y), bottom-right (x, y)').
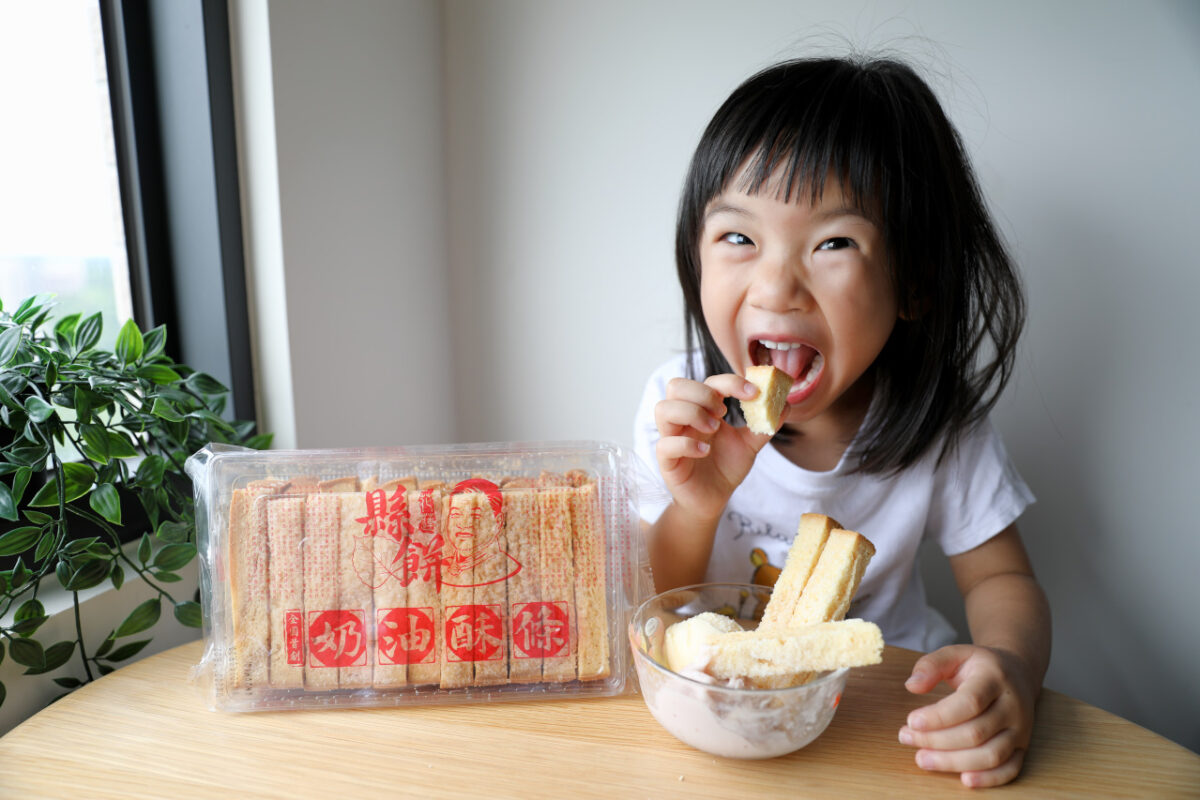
top-left (185, 440), bottom-right (654, 711)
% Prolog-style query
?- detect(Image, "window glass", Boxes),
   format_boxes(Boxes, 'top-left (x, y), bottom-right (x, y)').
top-left (0, 0), bottom-right (132, 349)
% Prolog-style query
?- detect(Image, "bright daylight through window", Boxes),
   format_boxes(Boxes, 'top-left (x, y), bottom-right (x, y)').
top-left (0, 0), bottom-right (132, 348)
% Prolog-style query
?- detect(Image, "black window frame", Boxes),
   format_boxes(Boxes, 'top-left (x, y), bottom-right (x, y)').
top-left (100, 0), bottom-right (256, 423)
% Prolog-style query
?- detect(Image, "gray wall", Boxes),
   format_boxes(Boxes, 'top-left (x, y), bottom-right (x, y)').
top-left (240, 0), bottom-right (1200, 751)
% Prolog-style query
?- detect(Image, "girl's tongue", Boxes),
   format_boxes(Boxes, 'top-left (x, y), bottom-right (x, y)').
top-left (755, 341), bottom-right (824, 402)
top-left (757, 341), bottom-right (818, 381)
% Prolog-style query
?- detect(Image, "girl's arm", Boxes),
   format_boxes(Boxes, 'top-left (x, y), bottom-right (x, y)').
top-left (900, 525), bottom-right (1051, 788)
top-left (647, 503), bottom-right (721, 590)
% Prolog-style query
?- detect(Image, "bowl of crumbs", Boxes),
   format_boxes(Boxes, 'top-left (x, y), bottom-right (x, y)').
top-left (627, 515), bottom-right (885, 758)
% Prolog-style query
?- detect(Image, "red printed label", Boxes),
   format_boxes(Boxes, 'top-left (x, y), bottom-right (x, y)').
top-left (444, 604), bottom-right (504, 663)
top-left (376, 607), bottom-right (436, 665)
top-left (285, 609), bottom-right (304, 665)
top-left (307, 609), bottom-right (368, 668)
top-left (511, 601), bottom-right (570, 658)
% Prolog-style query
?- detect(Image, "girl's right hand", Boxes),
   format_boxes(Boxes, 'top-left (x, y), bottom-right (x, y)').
top-left (653, 374), bottom-right (774, 522)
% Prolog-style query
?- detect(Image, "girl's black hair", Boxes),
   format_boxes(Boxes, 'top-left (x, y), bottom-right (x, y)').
top-left (675, 56), bottom-right (1025, 474)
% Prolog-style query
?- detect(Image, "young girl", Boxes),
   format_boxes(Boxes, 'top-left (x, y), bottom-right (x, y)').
top-left (634, 57), bottom-right (1051, 788)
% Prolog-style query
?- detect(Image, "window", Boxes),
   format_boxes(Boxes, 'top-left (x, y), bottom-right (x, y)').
top-left (0, 1), bottom-right (132, 349)
top-left (0, 0), bottom-right (256, 570)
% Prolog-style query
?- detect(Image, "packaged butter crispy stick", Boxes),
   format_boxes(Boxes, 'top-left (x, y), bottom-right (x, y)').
top-left (186, 441), bottom-right (654, 711)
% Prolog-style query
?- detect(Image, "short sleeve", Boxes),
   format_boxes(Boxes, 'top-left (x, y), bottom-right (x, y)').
top-left (632, 354), bottom-right (691, 523)
top-left (927, 419), bottom-right (1035, 556)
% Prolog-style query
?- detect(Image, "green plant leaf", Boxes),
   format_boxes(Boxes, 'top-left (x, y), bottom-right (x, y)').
top-left (95, 633), bottom-right (115, 658)
top-left (53, 676), bottom-right (84, 689)
top-left (116, 598), bottom-right (161, 637)
top-left (0, 640), bottom-right (5, 666)
top-left (34, 530), bottom-right (57, 562)
top-left (156, 520), bottom-right (190, 543)
top-left (11, 296), bottom-right (35, 321)
top-left (115, 319), bottom-right (144, 365)
top-left (8, 637), bottom-right (44, 668)
top-left (174, 601), bottom-right (203, 628)
top-left (0, 680), bottom-right (5, 708)
top-left (137, 532), bottom-right (152, 565)
top-left (15, 598), bottom-right (45, 625)
top-left (0, 482), bottom-right (16, 521)
top-left (75, 312), bottom-right (102, 353)
top-left (106, 431), bottom-right (138, 459)
top-left (65, 536), bottom-right (100, 554)
top-left (74, 386), bottom-right (92, 423)
top-left (8, 615), bottom-right (48, 636)
top-left (89, 482), bottom-right (122, 524)
top-left (0, 525), bottom-right (40, 556)
top-left (136, 364), bottom-right (181, 384)
top-left (185, 372), bottom-right (228, 396)
top-left (23, 509), bottom-right (53, 525)
top-left (23, 396), bottom-right (55, 423)
top-left (24, 640), bottom-right (76, 675)
top-left (54, 312), bottom-right (82, 348)
top-left (152, 543), bottom-right (196, 571)
top-left (0, 324), bottom-right (24, 366)
top-left (80, 422), bottom-right (111, 463)
top-left (11, 465), bottom-right (31, 505)
top-left (29, 461), bottom-right (96, 506)
top-left (11, 557), bottom-right (30, 589)
top-left (7, 444), bottom-right (49, 468)
top-left (105, 638), bottom-right (151, 662)
top-left (154, 570), bottom-right (182, 583)
top-left (142, 325), bottom-right (167, 360)
top-left (65, 558), bottom-right (110, 591)
top-left (135, 454), bottom-right (165, 487)
top-left (150, 397), bottom-right (184, 422)
top-left (109, 561), bottom-right (124, 590)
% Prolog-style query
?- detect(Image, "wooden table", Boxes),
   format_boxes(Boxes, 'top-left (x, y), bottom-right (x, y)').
top-left (1, 641), bottom-right (1196, 798)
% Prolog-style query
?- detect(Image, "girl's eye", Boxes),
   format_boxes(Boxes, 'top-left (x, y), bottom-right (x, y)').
top-left (817, 237), bottom-right (856, 251)
top-left (720, 232), bottom-right (754, 246)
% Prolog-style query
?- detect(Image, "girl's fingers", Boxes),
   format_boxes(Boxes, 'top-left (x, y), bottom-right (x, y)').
top-left (664, 377), bottom-right (730, 419)
top-left (908, 728), bottom-right (1023, 780)
top-left (655, 434), bottom-right (711, 466)
top-left (899, 696), bottom-right (1008, 751)
top-left (703, 373), bottom-right (759, 402)
top-left (961, 749), bottom-right (1026, 789)
top-left (906, 673), bottom-right (1001, 733)
top-left (654, 398), bottom-right (721, 438)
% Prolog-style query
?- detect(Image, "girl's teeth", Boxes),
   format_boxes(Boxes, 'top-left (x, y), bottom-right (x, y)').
top-left (792, 353), bottom-right (824, 392)
top-left (759, 340), bottom-right (804, 351)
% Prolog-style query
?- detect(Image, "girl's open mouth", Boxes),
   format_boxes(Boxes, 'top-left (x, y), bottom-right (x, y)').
top-left (751, 339), bottom-right (825, 404)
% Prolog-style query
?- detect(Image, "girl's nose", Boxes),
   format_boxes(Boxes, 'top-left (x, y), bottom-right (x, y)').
top-left (746, 253), bottom-right (814, 313)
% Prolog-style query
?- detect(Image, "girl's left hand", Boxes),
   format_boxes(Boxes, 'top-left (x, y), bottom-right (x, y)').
top-left (898, 644), bottom-right (1039, 788)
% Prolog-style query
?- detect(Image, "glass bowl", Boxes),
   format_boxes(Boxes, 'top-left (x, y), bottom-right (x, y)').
top-left (629, 583), bottom-right (848, 759)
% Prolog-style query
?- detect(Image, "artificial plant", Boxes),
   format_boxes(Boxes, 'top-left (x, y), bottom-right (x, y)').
top-left (0, 295), bottom-right (269, 708)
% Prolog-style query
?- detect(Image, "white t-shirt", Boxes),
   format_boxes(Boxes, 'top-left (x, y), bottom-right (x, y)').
top-left (633, 353), bottom-right (1035, 652)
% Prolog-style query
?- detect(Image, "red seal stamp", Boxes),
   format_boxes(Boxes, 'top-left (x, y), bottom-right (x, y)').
top-left (444, 604), bottom-right (504, 663)
top-left (511, 601), bottom-right (570, 658)
top-left (307, 609), bottom-right (368, 668)
top-left (376, 606), bottom-right (436, 665)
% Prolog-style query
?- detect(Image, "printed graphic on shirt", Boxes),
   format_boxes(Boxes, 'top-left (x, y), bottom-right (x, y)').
top-left (726, 510), bottom-right (791, 544)
top-left (749, 547), bottom-right (782, 588)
